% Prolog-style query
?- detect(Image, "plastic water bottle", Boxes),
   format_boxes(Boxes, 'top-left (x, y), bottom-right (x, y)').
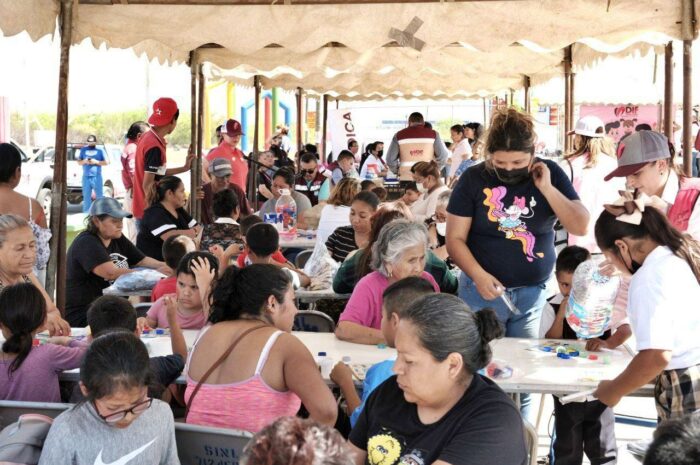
top-left (365, 163), bottom-right (378, 180)
top-left (317, 351), bottom-right (335, 378)
top-left (566, 258), bottom-right (621, 338)
top-left (275, 189), bottom-right (297, 240)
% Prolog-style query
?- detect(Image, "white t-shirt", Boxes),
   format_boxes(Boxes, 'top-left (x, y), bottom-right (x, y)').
top-left (628, 246), bottom-right (700, 370)
top-left (360, 154), bottom-right (388, 179)
top-left (538, 294), bottom-right (562, 338)
top-left (449, 139), bottom-right (472, 177)
top-left (561, 153), bottom-right (625, 253)
top-left (317, 204), bottom-right (351, 245)
top-left (410, 184), bottom-right (450, 223)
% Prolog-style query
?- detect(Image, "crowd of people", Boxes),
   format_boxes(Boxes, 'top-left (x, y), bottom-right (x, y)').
top-left (0, 97), bottom-right (699, 465)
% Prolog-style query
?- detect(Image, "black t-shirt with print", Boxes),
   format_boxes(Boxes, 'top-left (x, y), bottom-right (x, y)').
top-left (65, 231), bottom-right (146, 326)
top-left (447, 159), bottom-right (579, 287)
top-left (137, 203), bottom-right (197, 261)
top-left (350, 374), bottom-right (527, 465)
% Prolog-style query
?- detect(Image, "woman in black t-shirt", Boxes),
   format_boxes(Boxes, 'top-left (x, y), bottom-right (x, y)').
top-left (137, 176), bottom-right (202, 261)
top-left (349, 294), bottom-right (526, 465)
top-left (65, 197), bottom-right (166, 327)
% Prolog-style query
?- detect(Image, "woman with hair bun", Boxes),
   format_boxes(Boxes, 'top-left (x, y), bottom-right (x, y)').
top-left (349, 293), bottom-right (526, 465)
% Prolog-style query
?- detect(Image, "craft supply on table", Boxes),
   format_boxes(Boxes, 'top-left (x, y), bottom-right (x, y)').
top-left (481, 359), bottom-right (514, 379)
top-left (566, 257), bottom-right (620, 338)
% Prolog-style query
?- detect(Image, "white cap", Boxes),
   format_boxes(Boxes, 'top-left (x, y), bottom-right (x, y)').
top-left (569, 115), bottom-right (605, 138)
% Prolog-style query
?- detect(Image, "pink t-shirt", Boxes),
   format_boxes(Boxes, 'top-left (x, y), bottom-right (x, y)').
top-left (339, 271), bottom-right (440, 329)
top-left (146, 294), bottom-right (207, 329)
top-left (151, 276), bottom-right (177, 302)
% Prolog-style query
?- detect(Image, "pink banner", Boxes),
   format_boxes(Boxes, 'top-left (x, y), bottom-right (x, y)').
top-left (579, 104), bottom-right (661, 143)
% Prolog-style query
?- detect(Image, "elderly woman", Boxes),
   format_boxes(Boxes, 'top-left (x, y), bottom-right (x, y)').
top-left (317, 177), bottom-right (361, 245)
top-left (335, 220), bottom-right (440, 345)
top-left (65, 197), bottom-right (166, 327)
top-left (0, 214), bottom-right (69, 335)
top-left (349, 294), bottom-right (527, 465)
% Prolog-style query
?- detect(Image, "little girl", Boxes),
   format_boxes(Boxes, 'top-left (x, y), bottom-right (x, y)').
top-left (39, 331), bottom-right (179, 464)
top-left (593, 193), bottom-right (700, 421)
top-left (140, 252), bottom-right (218, 330)
top-left (0, 283), bottom-right (85, 402)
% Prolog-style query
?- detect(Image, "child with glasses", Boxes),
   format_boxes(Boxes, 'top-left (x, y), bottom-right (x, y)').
top-left (39, 332), bottom-right (180, 465)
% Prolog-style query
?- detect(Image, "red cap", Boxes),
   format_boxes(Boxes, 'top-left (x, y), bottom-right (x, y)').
top-left (222, 119), bottom-right (244, 136)
top-left (148, 98), bottom-right (179, 126)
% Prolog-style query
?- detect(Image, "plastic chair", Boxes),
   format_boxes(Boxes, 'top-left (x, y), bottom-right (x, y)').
top-left (0, 400), bottom-right (72, 428)
top-left (295, 249), bottom-right (313, 269)
top-left (134, 303), bottom-right (152, 318)
top-left (523, 419), bottom-right (539, 465)
top-left (293, 310), bottom-right (336, 332)
top-left (175, 422), bottom-right (252, 465)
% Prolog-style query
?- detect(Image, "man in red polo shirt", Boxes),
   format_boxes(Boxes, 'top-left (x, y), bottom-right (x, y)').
top-left (205, 119), bottom-right (249, 193)
top-left (133, 97), bottom-right (194, 227)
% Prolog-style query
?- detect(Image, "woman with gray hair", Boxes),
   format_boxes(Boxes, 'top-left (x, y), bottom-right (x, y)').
top-left (349, 293), bottom-right (527, 465)
top-left (0, 214), bottom-right (70, 336)
top-left (335, 220), bottom-right (440, 345)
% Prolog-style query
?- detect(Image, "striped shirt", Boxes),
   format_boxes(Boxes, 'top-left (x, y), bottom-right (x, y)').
top-left (325, 225), bottom-right (358, 262)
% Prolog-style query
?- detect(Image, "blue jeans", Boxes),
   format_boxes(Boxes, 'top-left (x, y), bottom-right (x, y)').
top-left (458, 271), bottom-right (547, 422)
top-left (82, 174), bottom-right (103, 213)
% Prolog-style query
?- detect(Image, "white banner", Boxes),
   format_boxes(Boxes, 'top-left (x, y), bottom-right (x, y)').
top-left (0, 96), bottom-right (9, 143)
top-left (328, 108), bottom-right (361, 160)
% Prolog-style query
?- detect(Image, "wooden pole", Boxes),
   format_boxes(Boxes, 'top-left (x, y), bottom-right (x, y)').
top-left (664, 42), bottom-right (674, 141)
top-left (189, 51), bottom-right (198, 218)
top-left (46, 0), bottom-right (73, 308)
top-left (322, 94), bottom-right (329, 163)
top-left (248, 76), bottom-right (262, 205)
top-left (195, 64), bottom-right (205, 220)
top-left (564, 45), bottom-right (573, 153)
top-left (296, 87), bottom-right (303, 157)
top-left (683, 40), bottom-right (693, 177)
top-left (524, 76), bottom-right (531, 113)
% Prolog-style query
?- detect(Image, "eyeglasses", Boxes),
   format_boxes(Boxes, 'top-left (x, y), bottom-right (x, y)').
top-left (93, 398), bottom-right (152, 424)
top-left (300, 169), bottom-right (316, 175)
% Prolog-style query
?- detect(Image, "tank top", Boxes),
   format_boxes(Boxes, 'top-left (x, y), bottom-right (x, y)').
top-left (184, 327), bottom-right (301, 433)
top-left (28, 198), bottom-right (51, 271)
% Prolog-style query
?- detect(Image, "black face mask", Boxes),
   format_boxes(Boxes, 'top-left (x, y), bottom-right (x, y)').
top-left (494, 166), bottom-right (530, 185)
top-left (618, 242), bottom-right (642, 274)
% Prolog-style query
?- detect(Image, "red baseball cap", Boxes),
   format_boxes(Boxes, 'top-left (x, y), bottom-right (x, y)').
top-left (149, 98), bottom-right (179, 126)
top-left (221, 119), bottom-right (244, 136)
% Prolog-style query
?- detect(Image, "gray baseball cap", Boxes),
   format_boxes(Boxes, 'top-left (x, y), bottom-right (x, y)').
top-left (89, 197), bottom-right (132, 218)
top-left (208, 157), bottom-right (233, 177)
top-left (604, 130), bottom-right (671, 181)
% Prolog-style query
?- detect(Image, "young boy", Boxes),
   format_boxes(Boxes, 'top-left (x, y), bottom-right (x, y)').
top-left (83, 295), bottom-right (187, 399)
top-left (542, 245), bottom-right (630, 465)
top-left (245, 223), bottom-right (310, 288)
top-left (401, 182), bottom-right (421, 207)
top-left (235, 214), bottom-right (289, 269)
top-left (330, 276), bottom-right (435, 427)
top-left (151, 234), bottom-right (196, 301)
top-left (331, 150), bottom-right (359, 186)
top-left (141, 251), bottom-right (219, 330)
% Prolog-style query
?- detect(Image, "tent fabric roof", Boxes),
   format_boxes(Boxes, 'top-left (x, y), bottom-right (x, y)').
top-left (0, 0), bottom-right (695, 98)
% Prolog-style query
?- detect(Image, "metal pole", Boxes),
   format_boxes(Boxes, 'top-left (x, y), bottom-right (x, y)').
top-left (322, 94), bottom-right (329, 163)
top-left (46, 0), bottom-right (73, 309)
top-left (564, 45), bottom-right (573, 152)
top-left (195, 64), bottom-right (205, 221)
top-left (296, 87), bottom-right (303, 157)
top-left (189, 51), bottom-right (198, 218)
top-left (664, 42), bottom-right (674, 141)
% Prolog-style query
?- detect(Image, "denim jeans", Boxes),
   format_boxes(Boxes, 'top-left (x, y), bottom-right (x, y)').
top-left (458, 271), bottom-right (548, 422)
top-left (82, 174), bottom-right (103, 213)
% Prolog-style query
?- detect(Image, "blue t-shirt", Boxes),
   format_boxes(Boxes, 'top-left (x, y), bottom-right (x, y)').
top-left (78, 146), bottom-right (106, 177)
top-left (447, 158), bottom-right (579, 288)
top-left (350, 358), bottom-right (395, 427)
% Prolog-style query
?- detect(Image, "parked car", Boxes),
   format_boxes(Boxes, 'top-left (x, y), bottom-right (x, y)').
top-left (20, 143), bottom-right (127, 216)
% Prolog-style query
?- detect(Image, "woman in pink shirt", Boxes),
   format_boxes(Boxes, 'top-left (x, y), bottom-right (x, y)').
top-left (184, 264), bottom-right (337, 433)
top-left (335, 220), bottom-right (440, 345)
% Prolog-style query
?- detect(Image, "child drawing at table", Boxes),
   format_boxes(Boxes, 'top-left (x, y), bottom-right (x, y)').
top-left (541, 246), bottom-right (621, 465)
top-left (330, 276), bottom-right (435, 427)
top-left (593, 193), bottom-right (700, 421)
top-left (245, 223), bottom-right (310, 289)
top-left (0, 283), bottom-right (86, 402)
top-left (38, 332), bottom-right (180, 465)
top-left (140, 251), bottom-right (219, 330)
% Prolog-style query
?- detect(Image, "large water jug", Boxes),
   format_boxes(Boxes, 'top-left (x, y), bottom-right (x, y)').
top-left (275, 189), bottom-right (297, 240)
top-left (566, 258), bottom-right (620, 338)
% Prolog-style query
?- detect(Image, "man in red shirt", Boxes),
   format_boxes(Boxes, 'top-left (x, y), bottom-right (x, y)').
top-left (133, 97), bottom-right (194, 227)
top-left (205, 119), bottom-right (249, 193)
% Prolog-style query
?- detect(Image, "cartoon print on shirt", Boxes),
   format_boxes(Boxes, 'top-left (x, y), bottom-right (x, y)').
top-left (367, 431), bottom-right (403, 465)
top-left (398, 449), bottom-right (427, 465)
top-left (483, 186), bottom-right (544, 262)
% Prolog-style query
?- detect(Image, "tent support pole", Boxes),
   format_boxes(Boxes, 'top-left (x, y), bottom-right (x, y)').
top-left (564, 45), bottom-right (573, 153)
top-left (524, 76), bottom-right (531, 113)
top-left (188, 51), bottom-right (198, 218)
top-left (296, 87), bottom-right (303, 158)
top-left (47, 0), bottom-right (74, 308)
top-left (322, 95), bottom-right (329, 163)
top-left (195, 64), bottom-right (205, 220)
top-left (683, 40), bottom-right (693, 177)
top-left (248, 76), bottom-right (262, 205)
top-left (664, 42), bottom-right (674, 140)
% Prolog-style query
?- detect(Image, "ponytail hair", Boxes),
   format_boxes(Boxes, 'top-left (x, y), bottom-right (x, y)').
top-left (209, 264), bottom-right (291, 323)
top-left (147, 175), bottom-right (182, 206)
top-left (401, 294), bottom-right (504, 375)
top-left (595, 207), bottom-right (700, 283)
top-left (0, 283), bottom-right (47, 375)
top-left (484, 108), bottom-right (536, 164)
top-left (410, 160), bottom-right (441, 180)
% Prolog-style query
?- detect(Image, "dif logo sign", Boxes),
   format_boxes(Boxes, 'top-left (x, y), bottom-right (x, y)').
top-left (613, 105), bottom-right (639, 118)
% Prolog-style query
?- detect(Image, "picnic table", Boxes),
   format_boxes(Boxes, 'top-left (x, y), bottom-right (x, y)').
top-left (295, 289), bottom-right (351, 303)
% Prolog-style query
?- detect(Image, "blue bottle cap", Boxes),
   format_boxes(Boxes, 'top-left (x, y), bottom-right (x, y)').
top-left (155, 329), bottom-right (164, 335)
top-left (541, 346), bottom-right (553, 352)
top-left (557, 353), bottom-right (571, 360)
top-left (318, 351), bottom-right (327, 356)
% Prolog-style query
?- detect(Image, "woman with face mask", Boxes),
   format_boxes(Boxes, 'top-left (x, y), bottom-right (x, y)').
top-left (593, 193), bottom-right (700, 421)
top-left (409, 161), bottom-right (450, 223)
top-left (446, 108), bottom-right (588, 420)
